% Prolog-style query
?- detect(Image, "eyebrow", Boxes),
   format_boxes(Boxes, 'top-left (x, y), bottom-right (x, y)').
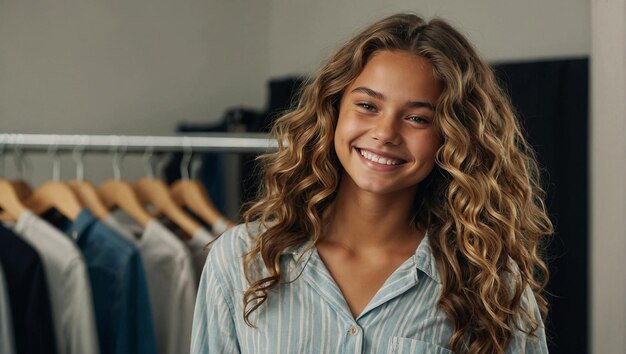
top-left (350, 86), bottom-right (436, 111)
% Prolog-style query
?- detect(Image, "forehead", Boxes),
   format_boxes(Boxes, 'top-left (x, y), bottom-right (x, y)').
top-left (346, 50), bottom-right (442, 103)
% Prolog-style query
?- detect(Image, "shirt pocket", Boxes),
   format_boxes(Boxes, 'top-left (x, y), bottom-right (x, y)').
top-left (388, 336), bottom-right (454, 354)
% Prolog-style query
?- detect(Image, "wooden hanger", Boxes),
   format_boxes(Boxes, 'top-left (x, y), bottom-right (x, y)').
top-left (68, 180), bottom-right (109, 220)
top-left (97, 144), bottom-right (152, 227)
top-left (169, 139), bottom-right (232, 229)
top-left (25, 146), bottom-right (82, 221)
top-left (67, 143), bottom-right (109, 220)
top-left (0, 178), bottom-right (28, 221)
top-left (26, 181), bottom-right (82, 221)
top-left (98, 180), bottom-right (152, 227)
top-left (170, 179), bottom-right (232, 227)
top-left (12, 180), bottom-right (33, 201)
top-left (134, 143), bottom-right (201, 237)
top-left (134, 177), bottom-right (201, 238)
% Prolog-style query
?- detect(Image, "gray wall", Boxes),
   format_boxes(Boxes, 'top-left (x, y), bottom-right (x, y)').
top-left (590, 1), bottom-right (626, 353)
top-left (267, 0), bottom-right (590, 77)
top-left (0, 0), bottom-right (270, 190)
top-left (0, 0), bottom-right (589, 186)
top-left (0, 0), bottom-right (269, 135)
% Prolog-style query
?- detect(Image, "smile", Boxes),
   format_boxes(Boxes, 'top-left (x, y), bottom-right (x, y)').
top-left (357, 148), bottom-right (405, 166)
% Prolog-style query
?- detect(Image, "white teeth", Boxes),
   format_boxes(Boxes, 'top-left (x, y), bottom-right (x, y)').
top-left (359, 149), bottom-right (401, 165)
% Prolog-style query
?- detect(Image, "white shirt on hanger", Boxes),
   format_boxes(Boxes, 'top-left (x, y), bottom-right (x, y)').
top-left (0, 262), bottom-right (15, 354)
top-left (104, 212), bottom-right (197, 354)
top-left (211, 217), bottom-right (230, 236)
top-left (12, 210), bottom-right (100, 354)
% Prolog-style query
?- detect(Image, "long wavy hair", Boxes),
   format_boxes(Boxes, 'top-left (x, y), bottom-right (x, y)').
top-left (242, 13), bottom-right (553, 354)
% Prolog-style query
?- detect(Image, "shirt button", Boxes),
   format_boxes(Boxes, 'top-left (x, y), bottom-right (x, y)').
top-left (348, 325), bottom-right (358, 336)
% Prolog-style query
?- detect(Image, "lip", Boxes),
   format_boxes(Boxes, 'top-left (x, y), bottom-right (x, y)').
top-left (354, 147), bottom-right (407, 171)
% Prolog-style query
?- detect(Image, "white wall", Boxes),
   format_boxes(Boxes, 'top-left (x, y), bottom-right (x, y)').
top-left (0, 0), bottom-right (269, 135)
top-left (267, 0), bottom-right (590, 77)
top-left (590, 1), bottom-right (626, 353)
top-left (0, 0), bottom-right (270, 189)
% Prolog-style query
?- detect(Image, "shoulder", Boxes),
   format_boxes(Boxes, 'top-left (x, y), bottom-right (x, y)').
top-left (501, 259), bottom-right (548, 352)
top-left (505, 284), bottom-right (548, 353)
top-left (205, 222), bottom-right (263, 287)
top-left (91, 221), bottom-right (137, 254)
top-left (209, 222), bottom-right (261, 260)
top-left (16, 211), bottom-right (84, 267)
top-left (86, 221), bottom-right (145, 274)
top-left (503, 258), bottom-right (545, 323)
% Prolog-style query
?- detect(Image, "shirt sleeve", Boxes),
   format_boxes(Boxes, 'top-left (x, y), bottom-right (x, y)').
top-left (191, 249), bottom-right (240, 354)
top-left (505, 286), bottom-right (549, 354)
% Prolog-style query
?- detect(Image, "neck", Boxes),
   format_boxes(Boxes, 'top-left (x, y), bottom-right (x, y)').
top-left (322, 175), bottom-right (421, 252)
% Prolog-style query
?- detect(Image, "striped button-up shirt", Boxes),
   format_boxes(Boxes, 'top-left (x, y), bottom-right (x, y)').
top-left (191, 224), bottom-right (548, 353)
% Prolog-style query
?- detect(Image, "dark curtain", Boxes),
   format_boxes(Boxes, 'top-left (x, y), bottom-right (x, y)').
top-left (493, 58), bottom-right (589, 354)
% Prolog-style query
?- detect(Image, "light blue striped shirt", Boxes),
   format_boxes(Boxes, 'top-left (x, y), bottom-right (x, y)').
top-left (191, 224), bottom-right (548, 353)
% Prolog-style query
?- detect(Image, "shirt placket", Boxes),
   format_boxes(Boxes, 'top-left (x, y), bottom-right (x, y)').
top-left (294, 247), bottom-right (364, 353)
top-left (347, 322), bottom-right (364, 354)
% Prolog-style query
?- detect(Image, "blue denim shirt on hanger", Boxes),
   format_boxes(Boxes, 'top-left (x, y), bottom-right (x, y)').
top-left (45, 208), bottom-right (157, 354)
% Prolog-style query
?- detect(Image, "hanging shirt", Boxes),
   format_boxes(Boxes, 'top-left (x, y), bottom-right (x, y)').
top-left (186, 227), bottom-right (217, 283)
top-left (12, 210), bottom-right (100, 354)
top-left (158, 215), bottom-right (191, 241)
top-left (104, 212), bottom-right (197, 354)
top-left (191, 224), bottom-right (549, 354)
top-left (43, 209), bottom-right (157, 354)
top-left (155, 216), bottom-right (219, 281)
top-left (211, 217), bottom-right (231, 236)
top-left (0, 224), bottom-right (57, 354)
top-left (0, 262), bottom-right (15, 354)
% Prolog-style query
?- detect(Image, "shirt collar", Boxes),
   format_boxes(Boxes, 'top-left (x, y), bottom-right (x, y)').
top-left (71, 208), bottom-right (97, 237)
top-left (413, 234), bottom-right (441, 283)
top-left (286, 231), bottom-right (442, 284)
top-left (286, 238), bottom-right (314, 258)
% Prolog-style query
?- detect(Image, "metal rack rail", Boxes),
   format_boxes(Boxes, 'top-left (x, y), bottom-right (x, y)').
top-left (0, 133), bottom-right (278, 153)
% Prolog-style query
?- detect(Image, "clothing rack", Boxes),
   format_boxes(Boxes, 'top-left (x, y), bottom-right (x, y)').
top-left (0, 133), bottom-right (278, 153)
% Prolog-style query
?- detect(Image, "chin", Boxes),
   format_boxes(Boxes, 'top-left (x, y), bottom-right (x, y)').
top-left (354, 180), bottom-right (401, 196)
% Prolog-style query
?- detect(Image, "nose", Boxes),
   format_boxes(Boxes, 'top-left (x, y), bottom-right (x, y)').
top-left (370, 114), bottom-right (401, 145)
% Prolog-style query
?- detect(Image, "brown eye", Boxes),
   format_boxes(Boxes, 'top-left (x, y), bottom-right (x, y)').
top-left (408, 115), bottom-right (430, 124)
top-left (357, 103), bottom-right (377, 112)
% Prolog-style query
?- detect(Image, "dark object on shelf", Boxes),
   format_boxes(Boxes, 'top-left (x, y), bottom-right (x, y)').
top-left (164, 77), bottom-right (306, 215)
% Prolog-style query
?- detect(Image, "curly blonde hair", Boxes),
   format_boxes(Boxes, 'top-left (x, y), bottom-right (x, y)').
top-left (242, 13), bottom-right (553, 354)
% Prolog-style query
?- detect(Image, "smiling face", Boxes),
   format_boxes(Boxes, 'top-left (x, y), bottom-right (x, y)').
top-left (334, 50), bottom-right (443, 197)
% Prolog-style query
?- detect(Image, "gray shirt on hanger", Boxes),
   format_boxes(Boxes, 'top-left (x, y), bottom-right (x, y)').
top-left (12, 210), bottom-right (100, 354)
top-left (104, 212), bottom-right (197, 354)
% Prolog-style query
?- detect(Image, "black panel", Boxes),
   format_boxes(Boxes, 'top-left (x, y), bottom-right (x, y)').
top-left (494, 58), bottom-right (589, 354)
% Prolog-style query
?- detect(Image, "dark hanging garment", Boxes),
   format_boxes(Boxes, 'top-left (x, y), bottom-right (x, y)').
top-left (42, 208), bottom-right (157, 354)
top-left (494, 58), bottom-right (589, 354)
top-left (0, 224), bottom-right (58, 354)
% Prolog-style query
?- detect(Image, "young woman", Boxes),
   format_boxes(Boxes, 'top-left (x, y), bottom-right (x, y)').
top-left (191, 13), bottom-right (553, 354)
